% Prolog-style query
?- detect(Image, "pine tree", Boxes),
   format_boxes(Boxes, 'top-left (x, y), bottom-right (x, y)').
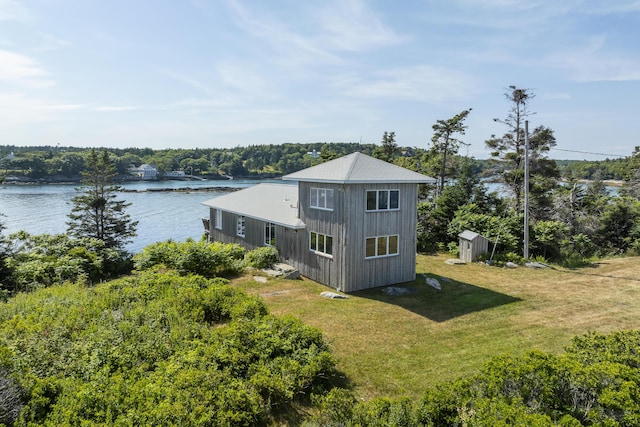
top-left (67, 150), bottom-right (138, 250)
top-left (373, 131), bottom-right (399, 163)
top-left (0, 214), bottom-right (12, 292)
top-left (430, 108), bottom-right (472, 196)
top-left (485, 86), bottom-right (559, 215)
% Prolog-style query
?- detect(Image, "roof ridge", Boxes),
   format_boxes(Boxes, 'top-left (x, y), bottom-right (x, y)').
top-left (343, 151), bottom-right (361, 181)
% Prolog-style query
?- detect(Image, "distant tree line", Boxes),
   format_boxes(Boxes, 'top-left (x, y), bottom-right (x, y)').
top-left (0, 142), bottom-right (377, 180)
top-left (0, 141), bottom-right (633, 183)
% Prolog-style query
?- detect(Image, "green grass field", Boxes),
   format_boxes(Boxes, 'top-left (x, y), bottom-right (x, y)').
top-left (235, 254), bottom-right (640, 401)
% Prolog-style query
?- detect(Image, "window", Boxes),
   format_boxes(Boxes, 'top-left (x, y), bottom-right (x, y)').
top-left (366, 190), bottom-right (399, 211)
top-left (310, 187), bottom-right (334, 210)
top-left (236, 215), bottom-right (245, 237)
top-left (310, 231), bottom-right (333, 256)
top-left (265, 222), bottom-right (275, 246)
top-left (215, 209), bottom-right (222, 230)
top-left (365, 235), bottom-right (399, 258)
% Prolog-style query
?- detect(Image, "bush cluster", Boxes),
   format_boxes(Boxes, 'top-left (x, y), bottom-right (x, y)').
top-left (3, 232), bottom-right (131, 294)
top-left (0, 270), bottom-right (335, 425)
top-left (133, 239), bottom-right (245, 277)
top-left (309, 330), bottom-right (640, 426)
top-left (244, 246), bottom-right (279, 269)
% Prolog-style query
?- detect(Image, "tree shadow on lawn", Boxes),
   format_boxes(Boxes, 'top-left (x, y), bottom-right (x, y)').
top-left (354, 274), bottom-right (521, 323)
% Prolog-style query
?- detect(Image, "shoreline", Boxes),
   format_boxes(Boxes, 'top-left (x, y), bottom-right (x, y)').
top-left (120, 186), bottom-right (241, 193)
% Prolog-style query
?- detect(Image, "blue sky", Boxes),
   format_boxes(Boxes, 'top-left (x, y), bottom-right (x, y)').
top-left (1, 0), bottom-right (639, 160)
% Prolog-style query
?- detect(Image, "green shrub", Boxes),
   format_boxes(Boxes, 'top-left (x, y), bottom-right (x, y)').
top-left (245, 246), bottom-right (279, 269)
top-left (310, 388), bottom-right (357, 426)
top-left (0, 271), bottom-right (336, 425)
top-left (133, 239), bottom-right (245, 277)
top-left (5, 233), bottom-right (131, 292)
top-left (446, 242), bottom-right (459, 257)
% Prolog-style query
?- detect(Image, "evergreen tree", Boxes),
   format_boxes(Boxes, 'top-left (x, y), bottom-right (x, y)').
top-left (67, 150), bottom-right (138, 250)
top-left (417, 158), bottom-right (504, 252)
top-left (0, 214), bottom-right (13, 295)
top-left (373, 131), bottom-right (399, 163)
top-left (485, 86), bottom-right (559, 215)
top-left (430, 108), bottom-right (472, 196)
top-left (622, 146), bottom-right (640, 199)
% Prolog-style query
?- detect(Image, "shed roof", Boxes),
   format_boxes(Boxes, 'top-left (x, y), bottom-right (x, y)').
top-left (282, 152), bottom-right (435, 184)
top-left (201, 183), bottom-right (305, 229)
top-left (459, 230), bottom-right (486, 241)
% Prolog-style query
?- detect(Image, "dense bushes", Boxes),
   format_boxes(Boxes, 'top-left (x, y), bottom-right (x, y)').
top-left (0, 270), bottom-right (335, 425)
top-left (308, 329), bottom-right (640, 426)
top-left (134, 240), bottom-right (282, 276)
top-left (133, 239), bottom-right (246, 277)
top-left (244, 246), bottom-right (279, 269)
top-left (3, 232), bottom-right (131, 294)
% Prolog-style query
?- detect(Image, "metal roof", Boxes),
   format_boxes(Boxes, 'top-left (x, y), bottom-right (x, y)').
top-left (282, 152), bottom-right (435, 184)
top-left (459, 230), bottom-right (485, 241)
top-left (201, 183), bottom-right (305, 229)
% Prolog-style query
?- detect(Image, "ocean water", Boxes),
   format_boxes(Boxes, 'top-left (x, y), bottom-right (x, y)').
top-left (0, 179), bottom-right (282, 253)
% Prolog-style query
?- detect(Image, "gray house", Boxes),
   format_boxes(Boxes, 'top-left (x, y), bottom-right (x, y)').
top-left (202, 152), bottom-right (435, 292)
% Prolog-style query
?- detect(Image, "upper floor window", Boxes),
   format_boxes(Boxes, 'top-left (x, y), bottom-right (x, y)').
top-left (265, 222), bottom-right (275, 246)
top-left (310, 231), bottom-right (333, 257)
top-left (236, 215), bottom-right (245, 237)
top-left (215, 209), bottom-right (222, 230)
top-left (365, 235), bottom-right (399, 258)
top-left (366, 190), bottom-right (399, 211)
top-left (310, 187), bottom-right (334, 211)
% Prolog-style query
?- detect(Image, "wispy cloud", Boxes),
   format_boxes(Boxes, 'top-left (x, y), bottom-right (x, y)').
top-left (0, 0), bottom-right (30, 22)
top-left (581, 1), bottom-right (640, 15)
top-left (36, 103), bottom-right (86, 111)
top-left (544, 37), bottom-right (640, 82)
top-left (158, 68), bottom-right (215, 96)
top-left (94, 105), bottom-right (140, 112)
top-left (226, 0), bottom-right (404, 69)
top-left (314, 0), bottom-right (405, 51)
top-left (340, 65), bottom-right (475, 103)
top-left (0, 93), bottom-right (58, 124)
top-left (226, 0), bottom-right (341, 67)
top-left (35, 32), bottom-right (70, 52)
top-left (0, 49), bottom-right (53, 88)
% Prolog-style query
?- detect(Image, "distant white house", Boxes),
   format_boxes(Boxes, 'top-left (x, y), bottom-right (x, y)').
top-left (128, 164), bottom-right (158, 180)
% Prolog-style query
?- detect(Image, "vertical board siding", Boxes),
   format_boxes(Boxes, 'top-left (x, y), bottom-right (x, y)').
top-left (207, 179), bottom-right (421, 293)
top-left (343, 183), bottom-right (418, 292)
top-left (296, 182), bottom-right (343, 290)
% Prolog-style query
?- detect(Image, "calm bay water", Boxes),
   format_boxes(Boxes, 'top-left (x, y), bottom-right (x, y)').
top-left (0, 179), bottom-right (282, 253)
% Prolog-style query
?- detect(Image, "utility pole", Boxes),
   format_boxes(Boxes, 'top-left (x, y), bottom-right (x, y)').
top-left (524, 120), bottom-right (530, 261)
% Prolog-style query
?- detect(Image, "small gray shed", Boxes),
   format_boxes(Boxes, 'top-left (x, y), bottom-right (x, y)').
top-left (458, 230), bottom-right (489, 262)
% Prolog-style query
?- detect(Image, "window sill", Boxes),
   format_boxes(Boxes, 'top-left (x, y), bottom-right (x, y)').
top-left (311, 251), bottom-right (333, 259)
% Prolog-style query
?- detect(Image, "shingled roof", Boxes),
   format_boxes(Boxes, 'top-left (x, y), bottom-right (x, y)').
top-left (282, 152), bottom-right (435, 184)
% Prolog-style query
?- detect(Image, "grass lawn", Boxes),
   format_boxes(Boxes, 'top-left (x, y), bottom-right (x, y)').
top-left (234, 253), bottom-right (640, 401)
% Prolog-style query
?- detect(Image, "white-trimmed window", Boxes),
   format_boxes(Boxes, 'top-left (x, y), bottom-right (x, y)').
top-left (236, 215), bottom-right (245, 237)
top-left (310, 187), bottom-right (334, 211)
top-left (366, 190), bottom-right (399, 211)
top-left (265, 222), bottom-right (275, 246)
top-left (310, 231), bottom-right (333, 257)
top-left (215, 209), bottom-right (222, 230)
top-left (365, 235), bottom-right (399, 258)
